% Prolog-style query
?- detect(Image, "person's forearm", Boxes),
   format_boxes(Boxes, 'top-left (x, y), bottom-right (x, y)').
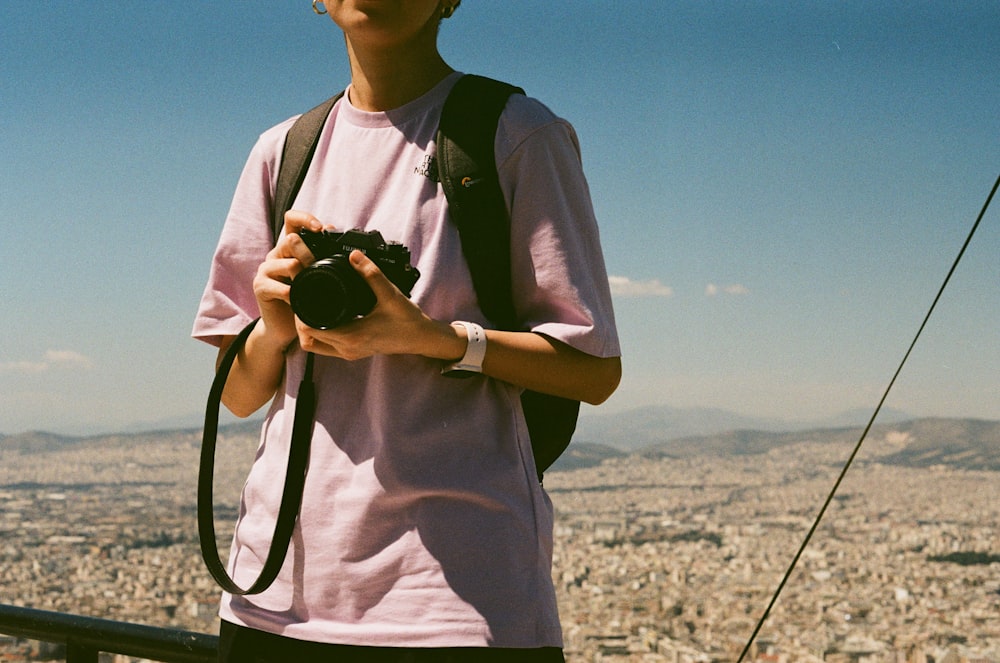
top-left (295, 251), bottom-right (621, 404)
top-left (247, 304), bottom-right (621, 408)
top-left (216, 322), bottom-right (292, 418)
top-left (478, 330), bottom-right (621, 405)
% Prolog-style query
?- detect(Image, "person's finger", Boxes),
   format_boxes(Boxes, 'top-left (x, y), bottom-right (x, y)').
top-left (281, 210), bottom-right (323, 236)
top-left (350, 250), bottom-right (399, 301)
top-left (255, 257), bottom-right (302, 300)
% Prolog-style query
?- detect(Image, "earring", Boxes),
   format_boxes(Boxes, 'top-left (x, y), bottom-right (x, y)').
top-left (440, 4), bottom-right (456, 19)
top-left (312, 0), bottom-right (327, 15)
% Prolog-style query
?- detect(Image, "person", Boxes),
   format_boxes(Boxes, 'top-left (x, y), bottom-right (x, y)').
top-left (192, 1), bottom-right (621, 660)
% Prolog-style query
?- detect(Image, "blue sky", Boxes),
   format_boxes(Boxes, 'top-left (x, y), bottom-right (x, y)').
top-left (2, 1), bottom-right (998, 435)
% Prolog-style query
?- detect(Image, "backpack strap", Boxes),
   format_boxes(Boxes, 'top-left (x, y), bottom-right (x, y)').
top-left (437, 76), bottom-right (579, 480)
top-left (438, 75), bottom-right (523, 331)
top-left (272, 92), bottom-right (345, 242)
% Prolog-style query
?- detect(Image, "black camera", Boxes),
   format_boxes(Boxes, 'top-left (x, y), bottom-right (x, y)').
top-left (289, 229), bottom-right (421, 329)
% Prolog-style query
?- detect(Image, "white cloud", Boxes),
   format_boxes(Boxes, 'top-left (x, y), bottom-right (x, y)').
top-left (705, 283), bottom-right (750, 297)
top-left (609, 275), bottom-right (674, 298)
top-left (0, 350), bottom-right (94, 374)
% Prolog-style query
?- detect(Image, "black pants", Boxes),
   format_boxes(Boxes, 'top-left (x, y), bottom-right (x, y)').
top-left (219, 621), bottom-right (566, 663)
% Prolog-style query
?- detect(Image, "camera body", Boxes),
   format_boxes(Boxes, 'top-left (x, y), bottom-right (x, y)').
top-left (289, 229), bottom-right (420, 329)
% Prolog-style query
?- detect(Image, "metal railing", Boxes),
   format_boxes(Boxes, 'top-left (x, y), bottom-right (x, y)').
top-left (0, 604), bottom-right (218, 663)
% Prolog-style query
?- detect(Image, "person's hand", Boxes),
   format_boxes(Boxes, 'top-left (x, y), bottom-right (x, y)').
top-left (252, 210), bottom-right (326, 349)
top-left (296, 250), bottom-right (452, 361)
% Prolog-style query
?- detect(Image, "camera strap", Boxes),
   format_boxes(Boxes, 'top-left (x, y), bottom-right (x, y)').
top-left (198, 318), bottom-right (316, 595)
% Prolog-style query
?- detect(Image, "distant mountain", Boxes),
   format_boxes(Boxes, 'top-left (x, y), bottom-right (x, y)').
top-left (547, 442), bottom-right (625, 473)
top-left (0, 420), bottom-right (257, 455)
top-left (5, 413), bottom-right (996, 473)
top-left (574, 404), bottom-right (916, 453)
top-left (637, 417), bottom-right (1000, 472)
top-left (640, 426), bottom-right (862, 459)
top-left (0, 431), bottom-right (80, 454)
top-left (574, 405), bottom-right (788, 453)
top-left (876, 418), bottom-right (1000, 471)
top-left (808, 406), bottom-right (913, 429)
top-left (118, 410), bottom-right (255, 435)
top-left (3, 403), bottom-right (914, 447)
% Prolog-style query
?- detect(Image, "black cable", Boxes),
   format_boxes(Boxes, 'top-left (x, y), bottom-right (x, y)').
top-left (736, 171), bottom-right (1000, 663)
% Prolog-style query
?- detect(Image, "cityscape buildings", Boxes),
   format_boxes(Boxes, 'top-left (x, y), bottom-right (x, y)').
top-left (1, 425), bottom-right (998, 662)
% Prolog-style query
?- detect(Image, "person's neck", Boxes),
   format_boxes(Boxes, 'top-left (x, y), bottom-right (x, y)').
top-left (345, 37), bottom-right (454, 112)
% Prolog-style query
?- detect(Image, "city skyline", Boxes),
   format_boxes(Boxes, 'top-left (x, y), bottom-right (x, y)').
top-left (2, 422), bottom-right (997, 660)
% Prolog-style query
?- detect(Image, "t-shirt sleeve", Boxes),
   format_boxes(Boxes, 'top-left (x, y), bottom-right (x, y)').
top-left (191, 120), bottom-right (293, 347)
top-left (496, 97), bottom-right (621, 359)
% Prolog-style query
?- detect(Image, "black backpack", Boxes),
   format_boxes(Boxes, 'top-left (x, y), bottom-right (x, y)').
top-left (200, 75), bottom-right (579, 596)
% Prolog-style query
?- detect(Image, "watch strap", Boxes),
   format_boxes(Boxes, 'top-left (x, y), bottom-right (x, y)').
top-left (441, 321), bottom-right (487, 376)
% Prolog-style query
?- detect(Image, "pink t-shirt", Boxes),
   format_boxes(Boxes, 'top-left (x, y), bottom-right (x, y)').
top-left (193, 73), bottom-right (619, 648)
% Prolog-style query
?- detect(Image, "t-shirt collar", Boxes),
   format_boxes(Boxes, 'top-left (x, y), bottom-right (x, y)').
top-left (339, 71), bottom-right (464, 129)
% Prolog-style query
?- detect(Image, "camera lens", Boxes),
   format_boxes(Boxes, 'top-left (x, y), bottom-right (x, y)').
top-left (289, 255), bottom-right (375, 329)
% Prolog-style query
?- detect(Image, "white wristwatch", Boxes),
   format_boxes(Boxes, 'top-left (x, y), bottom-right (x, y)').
top-left (441, 321), bottom-right (487, 376)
